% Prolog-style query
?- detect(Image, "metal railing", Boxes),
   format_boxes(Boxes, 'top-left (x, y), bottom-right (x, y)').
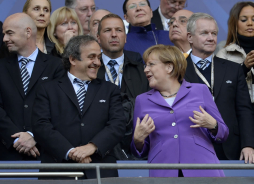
top-left (1, 163), bottom-right (254, 184)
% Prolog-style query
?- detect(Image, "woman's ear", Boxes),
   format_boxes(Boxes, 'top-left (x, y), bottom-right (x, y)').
top-left (166, 63), bottom-right (174, 74)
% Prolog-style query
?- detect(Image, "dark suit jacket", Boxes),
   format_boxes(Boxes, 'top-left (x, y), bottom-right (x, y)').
top-left (97, 50), bottom-right (149, 99)
top-left (184, 55), bottom-right (254, 160)
top-left (32, 75), bottom-right (126, 178)
top-left (151, 8), bottom-right (164, 30)
top-left (0, 51), bottom-right (65, 160)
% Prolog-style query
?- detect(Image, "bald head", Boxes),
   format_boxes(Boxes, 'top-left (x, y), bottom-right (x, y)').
top-left (169, 10), bottom-right (193, 52)
top-left (89, 9), bottom-right (111, 39)
top-left (3, 13), bottom-right (37, 56)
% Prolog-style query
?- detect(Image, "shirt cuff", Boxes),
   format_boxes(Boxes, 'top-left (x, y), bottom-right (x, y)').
top-left (66, 148), bottom-right (74, 160)
top-left (27, 131), bottom-right (34, 137)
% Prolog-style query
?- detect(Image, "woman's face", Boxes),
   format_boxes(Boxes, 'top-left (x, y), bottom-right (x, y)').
top-left (144, 52), bottom-right (172, 89)
top-left (26, 0), bottom-right (50, 29)
top-left (55, 18), bottom-right (79, 45)
top-left (237, 5), bottom-right (254, 37)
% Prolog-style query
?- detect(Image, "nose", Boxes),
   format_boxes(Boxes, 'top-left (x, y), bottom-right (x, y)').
top-left (40, 9), bottom-right (45, 16)
top-left (247, 18), bottom-right (253, 26)
top-left (3, 34), bottom-right (8, 42)
top-left (67, 22), bottom-right (74, 30)
top-left (111, 29), bottom-right (117, 37)
top-left (87, 8), bottom-right (93, 17)
top-left (94, 56), bottom-right (101, 66)
top-left (144, 65), bottom-right (149, 73)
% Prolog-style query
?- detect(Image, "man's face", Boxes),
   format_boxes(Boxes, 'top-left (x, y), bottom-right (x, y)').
top-left (169, 10), bottom-right (193, 44)
top-left (160, 0), bottom-right (186, 19)
top-left (124, 0), bottom-right (153, 27)
top-left (71, 41), bottom-right (102, 81)
top-left (89, 10), bottom-right (110, 39)
top-left (3, 19), bottom-right (27, 54)
top-left (97, 18), bottom-right (126, 57)
top-left (187, 19), bottom-right (218, 57)
top-left (74, 0), bottom-right (96, 34)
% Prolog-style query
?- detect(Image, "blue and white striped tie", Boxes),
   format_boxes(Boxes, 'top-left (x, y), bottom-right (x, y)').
top-left (108, 60), bottom-right (117, 82)
top-left (197, 59), bottom-right (209, 70)
top-left (20, 58), bottom-right (30, 95)
top-left (74, 78), bottom-right (90, 111)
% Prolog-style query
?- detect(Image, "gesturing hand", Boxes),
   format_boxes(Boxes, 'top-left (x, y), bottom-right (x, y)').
top-left (244, 50), bottom-right (254, 69)
top-left (189, 106), bottom-right (217, 130)
top-left (133, 114), bottom-right (155, 151)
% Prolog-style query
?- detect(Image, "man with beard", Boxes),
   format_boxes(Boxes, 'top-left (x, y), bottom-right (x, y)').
top-left (32, 35), bottom-right (126, 178)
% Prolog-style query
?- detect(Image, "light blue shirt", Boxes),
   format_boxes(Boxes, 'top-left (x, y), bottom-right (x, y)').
top-left (191, 53), bottom-right (213, 69)
top-left (65, 72), bottom-right (91, 160)
top-left (18, 48), bottom-right (39, 76)
top-left (102, 53), bottom-right (124, 87)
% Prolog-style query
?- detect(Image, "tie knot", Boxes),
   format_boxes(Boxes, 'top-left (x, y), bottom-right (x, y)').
top-left (198, 59), bottom-right (208, 65)
top-left (108, 60), bottom-right (117, 67)
top-left (20, 58), bottom-right (30, 66)
top-left (74, 78), bottom-right (90, 87)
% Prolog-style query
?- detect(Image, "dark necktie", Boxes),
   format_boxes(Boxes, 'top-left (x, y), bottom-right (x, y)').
top-left (74, 78), bottom-right (90, 111)
top-left (20, 58), bottom-right (30, 95)
top-left (197, 59), bottom-right (209, 70)
top-left (108, 60), bottom-right (118, 82)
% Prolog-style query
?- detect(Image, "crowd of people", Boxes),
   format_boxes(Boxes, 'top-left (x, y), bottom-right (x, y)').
top-left (0, 0), bottom-right (254, 179)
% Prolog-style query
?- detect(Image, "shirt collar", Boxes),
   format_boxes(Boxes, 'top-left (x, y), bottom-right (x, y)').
top-left (102, 53), bottom-right (124, 66)
top-left (158, 6), bottom-right (170, 24)
top-left (191, 53), bottom-right (213, 65)
top-left (18, 48), bottom-right (39, 62)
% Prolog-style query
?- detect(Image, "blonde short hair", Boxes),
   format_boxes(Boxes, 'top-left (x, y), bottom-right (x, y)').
top-left (143, 45), bottom-right (187, 81)
top-left (23, 0), bottom-right (52, 13)
top-left (47, 7), bottom-right (83, 54)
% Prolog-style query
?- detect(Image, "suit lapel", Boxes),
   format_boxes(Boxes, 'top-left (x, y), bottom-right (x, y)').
top-left (26, 51), bottom-right (47, 94)
top-left (122, 56), bottom-right (135, 98)
top-left (213, 56), bottom-right (226, 99)
top-left (185, 55), bottom-right (200, 83)
top-left (82, 79), bottom-right (101, 114)
top-left (97, 59), bottom-right (106, 79)
top-left (148, 89), bottom-right (170, 108)
top-left (58, 75), bottom-right (80, 112)
top-left (172, 80), bottom-right (191, 106)
top-left (5, 55), bottom-right (25, 98)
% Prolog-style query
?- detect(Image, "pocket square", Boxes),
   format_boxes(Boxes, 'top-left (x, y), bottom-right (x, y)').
top-left (99, 100), bottom-right (106, 103)
top-left (41, 77), bottom-right (48, 80)
top-left (226, 80), bottom-right (232, 84)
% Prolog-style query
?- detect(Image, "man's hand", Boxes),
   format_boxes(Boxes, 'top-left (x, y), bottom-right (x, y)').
top-left (68, 143), bottom-right (97, 163)
top-left (240, 147), bottom-right (254, 164)
top-left (25, 146), bottom-right (40, 158)
top-left (11, 132), bottom-right (36, 154)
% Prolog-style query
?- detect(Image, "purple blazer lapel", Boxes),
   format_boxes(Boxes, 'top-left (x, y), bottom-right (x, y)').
top-left (172, 80), bottom-right (192, 107)
top-left (148, 89), bottom-right (170, 108)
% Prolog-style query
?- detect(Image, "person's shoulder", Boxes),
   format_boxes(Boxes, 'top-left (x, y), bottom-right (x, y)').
top-left (38, 51), bottom-right (62, 63)
top-left (124, 50), bottom-right (143, 64)
top-left (214, 55), bottom-right (241, 67)
top-left (136, 89), bottom-right (154, 99)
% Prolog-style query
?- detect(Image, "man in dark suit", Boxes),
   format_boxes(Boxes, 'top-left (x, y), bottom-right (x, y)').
top-left (0, 13), bottom-right (65, 161)
top-left (97, 13), bottom-right (149, 100)
top-left (152, 0), bottom-right (187, 31)
top-left (32, 35), bottom-right (126, 178)
top-left (184, 13), bottom-right (254, 163)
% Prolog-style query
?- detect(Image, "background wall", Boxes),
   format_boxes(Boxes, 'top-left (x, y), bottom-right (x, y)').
top-left (0, 0), bottom-right (245, 42)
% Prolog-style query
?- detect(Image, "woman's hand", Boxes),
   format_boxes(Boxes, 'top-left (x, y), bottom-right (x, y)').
top-left (133, 114), bottom-right (155, 151)
top-left (189, 106), bottom-right (217, 130)
top-left (64, 30), bottom-right (77, 46)
top-left (244, 50), bottom-right (254, 69)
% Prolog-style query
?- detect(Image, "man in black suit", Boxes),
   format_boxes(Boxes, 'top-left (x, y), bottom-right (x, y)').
top-left (184, 13), bottom-right (254, 163)
top-left (0, 13), bottom-right (65, 161)
top-left (32, 35), bottom-right (126, 178)
top-left (152, 0), bottom-right (187, 31)
top-left (97, 13), bottom-right (149, 100)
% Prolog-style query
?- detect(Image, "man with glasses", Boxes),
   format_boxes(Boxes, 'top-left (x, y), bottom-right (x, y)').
top-left (169, 9), bottom-right (193, 57)
top-left (65, 0), bottom-right (96, 35)
top-left (123, 0), bottom-right (172, 59)
top-left (152, 0), bottom-right (187, 31)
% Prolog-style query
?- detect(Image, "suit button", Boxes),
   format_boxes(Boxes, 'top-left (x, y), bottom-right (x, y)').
top-left (81, 123), bottom-right (84, 126)
top-left (174, 135), bottom-right (178, 139)
top-left (216, 138), bottom-right (221, 141)
top-left (24, 105), bottom-right (28, 108)
top-left (2, 139), bottom-right (6, 145)
top-left (172, 122), bottom-right (176, 126)
top-left (23, 126), bottom-right (26, 130)
top-left (170, 110), bottom-right (174, 114)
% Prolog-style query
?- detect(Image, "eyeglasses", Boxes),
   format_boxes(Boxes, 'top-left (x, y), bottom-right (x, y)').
top-left (77, 6), bottom-right (98, 14)
top-left (168, 17), bottom-right (188, 26)
top-left (128, 1), bottom-right (148, 10)
top-left (167, 0), bottom-right (187, 9)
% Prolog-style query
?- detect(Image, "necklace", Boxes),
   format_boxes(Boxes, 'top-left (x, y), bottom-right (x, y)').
top-left (160, 92), bottom-right (178, 98)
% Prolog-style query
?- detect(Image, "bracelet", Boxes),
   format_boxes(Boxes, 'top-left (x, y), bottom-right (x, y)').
top-left (212, 121), bottom-right (218, 130)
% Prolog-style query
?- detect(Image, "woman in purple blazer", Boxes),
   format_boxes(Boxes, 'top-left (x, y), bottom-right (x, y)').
top-left (131, 45), bottom-right (229, 177)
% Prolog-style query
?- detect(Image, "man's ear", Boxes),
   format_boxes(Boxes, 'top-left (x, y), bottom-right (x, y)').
top-left (26, 27), bottom-right (32, 38)
top-left (187, 32), bottom-right (193, 44)
top-left (69, 55), bottom-right (76, 66)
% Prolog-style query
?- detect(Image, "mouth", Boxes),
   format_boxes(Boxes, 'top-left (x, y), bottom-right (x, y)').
top-left (110, 41), bottom-right (119, 45)
top-left (171, 30), bottom-right (180, 34)
top-left (146, 75), bottom-right (152, 80)
top-left (246, 29), bottom-right (254, 32)
top-left (136, 13), bottom-right (145, 18)
top-left (37, 19), bottom-right (45, 23)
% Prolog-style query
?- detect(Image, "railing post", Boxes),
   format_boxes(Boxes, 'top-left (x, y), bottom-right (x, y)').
top-left (96, 165), bottom-right (101, 184)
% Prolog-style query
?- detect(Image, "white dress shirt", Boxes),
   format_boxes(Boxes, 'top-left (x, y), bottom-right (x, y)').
top-left (158, 6), bottom-right (170, 31)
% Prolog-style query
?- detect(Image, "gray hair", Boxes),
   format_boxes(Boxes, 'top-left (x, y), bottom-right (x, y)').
top-left (187, 13), bottom-right (219, 35)
top-left (62, 35), bottom-right (98, 70)
top-left (65, 0), bottom-right (76, 8)
top-left (88, 9), bottom-right (111, 31)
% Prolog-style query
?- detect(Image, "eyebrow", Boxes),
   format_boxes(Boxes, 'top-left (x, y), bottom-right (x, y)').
top-left (179, 16), bottom-right (187, 19)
